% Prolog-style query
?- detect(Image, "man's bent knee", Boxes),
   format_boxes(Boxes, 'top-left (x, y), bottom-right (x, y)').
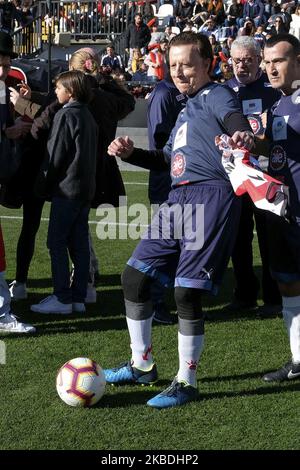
top-left (174, 286), bottom-right (203, 320)
top-left (121, 265), bottom-right (153, 303)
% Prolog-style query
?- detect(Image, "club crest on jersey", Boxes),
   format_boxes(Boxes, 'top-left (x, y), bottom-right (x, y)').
top-left (248, 116), bottom-right (261, 135)
top-left (270, 145), bottom-right (287, 171)
top-left (171, 153), bottom-right (186, 178)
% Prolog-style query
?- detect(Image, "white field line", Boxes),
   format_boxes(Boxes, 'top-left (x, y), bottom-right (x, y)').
top-left (0, 181), bottom-right (148, 228)
top-left (0, 214), bottom-right (258, 234)
top-left (123, 181), bottom-right (148, 185)
top-left (0, 215), bottom-right (149, 228)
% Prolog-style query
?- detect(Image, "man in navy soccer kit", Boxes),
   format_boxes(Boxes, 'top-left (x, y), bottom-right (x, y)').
top-left (104, 32), bottom-right (254, 409)
top-left (147, 76), bottom-right (187, 325)
top-left (261, 34), bottom-right (300, 382)
top-left (225, 36), bottom-right (282, 315)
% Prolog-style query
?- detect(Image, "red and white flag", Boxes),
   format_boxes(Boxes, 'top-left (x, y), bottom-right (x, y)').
top-left (216, 134), bottom-right (289, 218)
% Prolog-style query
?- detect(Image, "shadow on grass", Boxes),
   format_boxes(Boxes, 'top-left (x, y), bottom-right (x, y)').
top-left (17, 274), bottom-right (123, 290)
top-left (8, 278), bottom-right (54, 289)
top-left (198, 382), bottom-right (300, 402)
top-left (203, 309), bottom-right (282, 323)
top-left (9, 265), bottom-right (281, 331)
top-left (97, 381), bottom-right (300, 409)
top-left (11, 287), bottom-right (126, 317)
top-left (97, 388), bottom-right (159, 408)
top-left (14, 316), bottom-right (128, 338)
top-left (0, 316), bottom-right (128, 339)
top-left (201, 370), bottom-right (279, 382)
top-left (11, 262), bottom-right (265, 307)
top-left (94, 274), bottom-right (122, 287)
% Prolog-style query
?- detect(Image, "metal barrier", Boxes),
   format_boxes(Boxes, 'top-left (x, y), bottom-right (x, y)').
top-left (38, 0), bottom-right (160, 41)
top-left (12, 1), bottom-right (160, 58)
top-left (12, 18), bottom-right (43, 57)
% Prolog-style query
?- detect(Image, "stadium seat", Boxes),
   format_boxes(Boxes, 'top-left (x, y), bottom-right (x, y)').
top-left (155, 4), bottom-right (174, 17)
top-left (171, 26), bottom-right (181, 35)
top-left (155, 4), bottom-right (174, 30)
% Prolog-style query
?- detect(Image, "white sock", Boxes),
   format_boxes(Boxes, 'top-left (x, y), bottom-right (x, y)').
top-left (126, 314), bottom-right (154, 371)
top-left (177, 331), bottom-right (204, 387)
top-left (282, 296), bottom-right (300, 364)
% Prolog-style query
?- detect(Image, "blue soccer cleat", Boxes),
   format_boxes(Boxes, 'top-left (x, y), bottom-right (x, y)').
top-left (147, 378), bottom-right (198, 409)
top-left (103, 361), bottom-right (158, 385)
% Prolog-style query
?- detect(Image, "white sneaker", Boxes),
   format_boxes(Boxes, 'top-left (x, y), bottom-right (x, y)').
top-left (85, 284), bottom-right (97, 304)
top-left (9, 281), bottom-right (27, 301)
top-left (0, 312), bottom-right (36, 333)
top-left (31, 295), bottom-right (72, 314)
top-left (73, 302), bottom-right (86, 313)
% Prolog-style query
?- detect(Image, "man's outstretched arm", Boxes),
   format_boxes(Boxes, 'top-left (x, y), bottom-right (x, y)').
top-left (108, 136), bottom-right (169, 171)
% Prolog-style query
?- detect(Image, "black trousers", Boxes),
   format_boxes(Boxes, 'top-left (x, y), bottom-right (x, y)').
top-left (231, 193), bottom-right (281, 305)
top-left (15, 194), bottom-right (45, 283)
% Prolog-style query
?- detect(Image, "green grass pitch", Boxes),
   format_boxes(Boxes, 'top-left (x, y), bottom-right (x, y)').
top-left (0, 171), bottom-right (297, 450)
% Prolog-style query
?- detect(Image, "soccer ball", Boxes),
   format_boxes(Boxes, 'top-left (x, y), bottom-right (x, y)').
top-left (56, 357), bottom-right (106, 407)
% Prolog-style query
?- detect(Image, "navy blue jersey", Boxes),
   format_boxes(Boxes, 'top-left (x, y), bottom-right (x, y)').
top-left (163, 82), bottom-right (244, 187)
top-left (266, 93), bottom-right (300, 222)
top-left (225, 73), bottom-right (280, 135)
top-left (147, 80), bottom-right (187, 151)
top-left (147, 79), bottom-right (187, 203)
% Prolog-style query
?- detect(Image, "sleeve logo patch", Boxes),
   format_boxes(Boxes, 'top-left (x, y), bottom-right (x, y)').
top-left (171, 153), bottom-right (186, 178)
top-left (248, 116), bottom-right (261, 135)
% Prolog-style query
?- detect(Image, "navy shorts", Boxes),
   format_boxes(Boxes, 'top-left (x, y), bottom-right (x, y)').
top-left (267, 213), bottom-right (300, 283)
top-left (127, 182), bottom-right (241, 295)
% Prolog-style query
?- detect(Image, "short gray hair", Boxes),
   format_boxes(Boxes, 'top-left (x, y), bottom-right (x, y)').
top-left (231, 36), bottom-right (262, 56)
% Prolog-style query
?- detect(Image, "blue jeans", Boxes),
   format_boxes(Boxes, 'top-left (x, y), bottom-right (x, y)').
top-left (0, 272), bottom-right (11, 317)
top-left (47, 197), bottom-right (90, 303)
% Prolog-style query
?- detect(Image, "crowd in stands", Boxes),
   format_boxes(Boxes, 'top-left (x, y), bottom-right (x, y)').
top-left (1, 0), bottom-right (300, 41)
top-left (74, 0), bottom-right (300, 94)
top-left (0, 0), bottom-right (37, 34)
top-left (2, 0), bottom-right (300, 84)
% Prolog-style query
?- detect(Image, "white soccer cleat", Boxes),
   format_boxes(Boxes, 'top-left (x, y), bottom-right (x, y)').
top-left (31, 295), bottom-right (72, 315)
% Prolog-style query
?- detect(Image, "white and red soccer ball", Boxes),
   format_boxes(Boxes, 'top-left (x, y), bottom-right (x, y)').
top-left (56, 357), bottom-right (106, 407)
